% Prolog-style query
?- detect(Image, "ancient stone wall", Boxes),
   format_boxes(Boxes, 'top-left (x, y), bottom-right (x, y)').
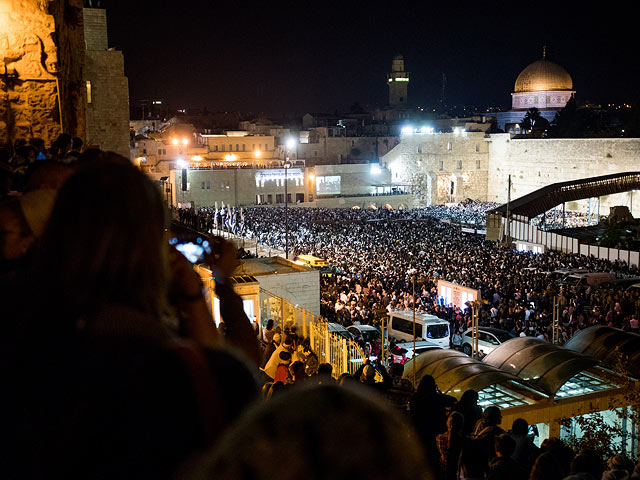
top-left (381, 132), bottom-right (490, 206)
top-left (0, 0), bottom-right (85, 145)
top-left (83, 8), bottom-right (130, 158)
top-left (487, 134), bottom-right (640, 213)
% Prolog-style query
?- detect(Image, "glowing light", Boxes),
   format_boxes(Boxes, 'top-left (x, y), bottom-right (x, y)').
top-left (370, 165), bottom-right (382, 175)
top-left (182, 138), bottom-right (189, 145)
top-left (254, 150), bottom-right (262, 158)
top-left (401, 126), bottom-right (414, 136)
top-left (171, 138), bottom-right (179, 145)
top-left (286, 137), bottom-right (296, 150)
top-left (224, 154), bottom-right (237, 161)
top-left (308, 173), bottom-right (315, 181)
top-left (394, 77), bottom-right (409, 82)
top-left (176, 158), bottom-right (186, 169)
top-left (191, 155), bottom-right (203, 161)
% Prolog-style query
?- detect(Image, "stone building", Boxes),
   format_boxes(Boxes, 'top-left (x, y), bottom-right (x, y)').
top-left (496, 49), bottom-right (575, 132)
top-left (0, 0), bottom-right (86, 145)
top-left (0, 1), bottom-right (129, 155)
top-left (83, 7), bottom-right (130, 157)
top-left (381, 131), bottom-right (640, 214)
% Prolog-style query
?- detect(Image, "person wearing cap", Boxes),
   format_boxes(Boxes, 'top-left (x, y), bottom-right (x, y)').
top-left (262, 336), bottom-right (294, 380)
top-left (274, 351), bottom-right (292, 384)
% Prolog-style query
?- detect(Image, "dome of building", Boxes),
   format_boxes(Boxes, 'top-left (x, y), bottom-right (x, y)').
top-left (514, 59), bottom-right (573, 93)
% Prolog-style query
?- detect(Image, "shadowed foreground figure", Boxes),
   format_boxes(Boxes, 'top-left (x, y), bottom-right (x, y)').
top-left (188, 384), bottom-right (435, 480)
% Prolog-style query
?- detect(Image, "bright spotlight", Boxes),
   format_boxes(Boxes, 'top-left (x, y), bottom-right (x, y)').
top-left (286, 137), bottom-right (296, 149)
top-left (171, 138), bottom-right (179, 145)
top-left (176, 158), bottom-right (186, 169)
top-left (370, 164), bottom-right (382, 175)
top-left (401, 126), bottom-right (414, 136)
top-left (182, 138), bottom-right (189, 145)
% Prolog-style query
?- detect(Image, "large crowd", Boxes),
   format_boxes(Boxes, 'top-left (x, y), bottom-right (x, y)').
top-left (232, 206), bottom-right (640, 345)
top-left (3, 134), bottom-right (640, 478)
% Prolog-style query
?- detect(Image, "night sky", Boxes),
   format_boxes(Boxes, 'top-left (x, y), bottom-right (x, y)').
top-left (105, 1), bottom-right (638, 115)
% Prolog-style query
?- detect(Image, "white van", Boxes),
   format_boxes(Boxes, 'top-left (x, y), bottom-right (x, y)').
top-left (562, 272), bottom-right (616, 288)
top-left (387, 310), bottom-right (450, 349)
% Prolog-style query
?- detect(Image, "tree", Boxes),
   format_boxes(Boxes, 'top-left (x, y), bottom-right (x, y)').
top-left (520, 108), bottom-right (549, 134)
top-left (558, 348), bottom-right (640, 462)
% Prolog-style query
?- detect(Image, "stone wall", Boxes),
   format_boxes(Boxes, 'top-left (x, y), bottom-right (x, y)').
top-left (0, 0), bottom-right (85, 145)
top-left (297, 136), bottom-right (399, 165)
top-left (83, 8), bottom-right (130, 158)
top-left (381, 132), bottom-right (490, 206)
top-left (487, 134), bottom-right (640, 213)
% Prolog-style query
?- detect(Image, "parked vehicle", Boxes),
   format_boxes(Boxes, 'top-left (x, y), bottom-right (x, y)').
top-left (328, 323), bottom-right (355, 341)
top-left (387, 310), bottom-right (450, 349)
top-left (460, 327), bottom-right (516, 357)
top-left (547, 268), bottom-right (589, 284)
top-left (390, 340), bottom-right (441, 364)
top-left (561, 272), bottom-right (616, 288)
top-left (294, 255), bottom-right (328, 268)
top-left (598, 277), bottom-right (640, 291)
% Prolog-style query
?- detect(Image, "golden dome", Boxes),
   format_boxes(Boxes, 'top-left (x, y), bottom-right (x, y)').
top-left (514, 59), bottom-right (573, 93)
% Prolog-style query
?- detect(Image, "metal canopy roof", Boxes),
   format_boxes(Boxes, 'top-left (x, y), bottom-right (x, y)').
top-left (564, 326), bottom-right (640, 379)
top-left (403, 349), bottom-right (526, 399)
top-left (489, 171), bottom-right (640, 220)
top-left (483, 337), bottom-right (598, 396)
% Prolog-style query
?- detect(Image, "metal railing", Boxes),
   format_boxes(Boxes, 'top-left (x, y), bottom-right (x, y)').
top-left (260, 287), bottom-right (367, 377)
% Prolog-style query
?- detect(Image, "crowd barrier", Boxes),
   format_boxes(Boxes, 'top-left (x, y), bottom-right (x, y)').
top-left (498, 216), bottom-right (640, 267)
top-left (260, 288), bottom-right (367, 377)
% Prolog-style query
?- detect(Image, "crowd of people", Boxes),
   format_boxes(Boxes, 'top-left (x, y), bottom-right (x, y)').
top-left (3, 133), bottom-right (640, 478)
top-left (232, 206), bottom-right (640, 346)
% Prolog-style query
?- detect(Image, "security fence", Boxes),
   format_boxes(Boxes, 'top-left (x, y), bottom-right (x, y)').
top-left (260, 288), bottom-right (367, 377)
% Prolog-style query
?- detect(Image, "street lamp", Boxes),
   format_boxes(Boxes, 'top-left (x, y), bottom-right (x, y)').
top-left (284, 137), bottom-right (296, 260)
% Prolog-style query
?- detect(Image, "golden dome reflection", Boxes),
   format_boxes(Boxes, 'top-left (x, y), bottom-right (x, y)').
top-left (514, 59), bottom-right (573, 93)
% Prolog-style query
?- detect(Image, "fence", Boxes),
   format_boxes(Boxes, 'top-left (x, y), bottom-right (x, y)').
top-left (260, 287), bottom-right (367, 377)
top-left (497, 215), bottom-right (640, 267)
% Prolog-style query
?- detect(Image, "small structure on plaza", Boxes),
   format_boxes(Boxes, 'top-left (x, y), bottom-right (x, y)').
top-left (404, 335), bottom-right (636, 453)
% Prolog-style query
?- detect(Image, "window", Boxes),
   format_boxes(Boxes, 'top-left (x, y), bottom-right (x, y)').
top-left (221, 145), bottom-right (225, 152)
top-left (457, 159), bottom-right (462, 169)
top-left (391, 318), bottom-right (423, 338)
top-left (201, 181), bottom-right (205, 190)
top-left (427, 324), bottom-right (448, 339)
top-left (476, 144), bottom-right (480, 152)
top-left (287, 193), bottom-right (292, 203)
top-left (276, 193), bottom-right (284, 203)
top-left (314, 150), bottom-right (318, 157)
top-left (214, 145), bottom-right (218, 152)
top-left (439, 160), bottom-right (444, 171)
top-left (267, 194), bottom-right (273, 204)
top-left (158, 149), bottom-right (162, 155)
top-left (476, 159), bottom-right (481, 169)
top-left (447, 142), bottom-right (452, 150)
top-left (236, 144), bottom-right (239, 151)
top-left (242, 144), bottom-right (246, 151)
top-left (86, 81), bottom-right (92, 104)
top-left (163, 149), bottom-right (167, 155)
top-left (206, 181), bottom-right (211, 190)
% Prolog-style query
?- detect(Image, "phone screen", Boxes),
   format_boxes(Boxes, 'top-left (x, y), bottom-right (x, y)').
top-left (170, 237), bottom-right (211, 264)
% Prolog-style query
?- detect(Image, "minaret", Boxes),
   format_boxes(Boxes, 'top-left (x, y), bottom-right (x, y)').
top-left (387, 54), bottom-right (410, 106)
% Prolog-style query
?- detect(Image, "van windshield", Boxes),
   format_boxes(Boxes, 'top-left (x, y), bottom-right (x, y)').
top-left (427, 324), bottom-right (449, 339)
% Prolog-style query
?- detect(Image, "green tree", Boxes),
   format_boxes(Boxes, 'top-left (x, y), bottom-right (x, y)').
top-left (521, 108), bottom-right (545, 133)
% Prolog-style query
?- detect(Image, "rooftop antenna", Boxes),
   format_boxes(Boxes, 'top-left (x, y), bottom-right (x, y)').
top-left (543, 45), bottom-right (547, 60)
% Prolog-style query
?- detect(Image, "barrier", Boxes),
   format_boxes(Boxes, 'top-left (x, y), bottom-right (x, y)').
top-left (260, 288), bottom-right (367, 377)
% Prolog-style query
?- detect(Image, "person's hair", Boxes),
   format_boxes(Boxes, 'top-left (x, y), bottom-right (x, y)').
top-left (390, 362), bottom-right (404, 377)
top-left (188, 384), bottom-right (432, 479)
top-left (318, 363), bottom-right (333, 375)
top-left (416, 375), bottom-right (436, 395)
top-left (266, 319), bottom-right (274, 330)
top-left (571, 449), bottom-right (603, 479)
top-left (446, 411), bottom-right (464, 449)
top-left (459, 389), bottom-right (478, 406)
top-left (482, 405), bottom-right (502, 425)
top-left (530, 452), bottom-right (563, 480)
top-left (71, 137), bottom-right (83, 150)
top-left (494, 433), bottom-right (516, 457)
top-left (289, 361), bottom-right (305, 377)
top-left (36, 153), bottom-right (169, 327)
top-left (511, 417), bottom-right (528, 436)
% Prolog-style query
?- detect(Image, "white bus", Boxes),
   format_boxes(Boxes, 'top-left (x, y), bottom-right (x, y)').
top-left (387, 310), bottom-right (450, 349)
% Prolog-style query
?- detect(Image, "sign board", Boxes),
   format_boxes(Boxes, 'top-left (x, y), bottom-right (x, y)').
top-left (437, 280), bottom-right (481, 310)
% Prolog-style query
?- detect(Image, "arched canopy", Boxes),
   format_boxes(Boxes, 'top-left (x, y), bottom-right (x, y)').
top-left (403, 349), bottom-right (524, 399)
top-left (564, 326), bottom-right (640, 379)
top-left (483, 338), bottom-right (597, 396)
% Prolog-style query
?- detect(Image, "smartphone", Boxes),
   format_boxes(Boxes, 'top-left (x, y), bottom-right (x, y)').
top-left (169, 235), bottom-right (212, 264)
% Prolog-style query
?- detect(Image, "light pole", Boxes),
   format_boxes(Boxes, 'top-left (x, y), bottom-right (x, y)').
top-left (284, 137), bottom-right (296, 259)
